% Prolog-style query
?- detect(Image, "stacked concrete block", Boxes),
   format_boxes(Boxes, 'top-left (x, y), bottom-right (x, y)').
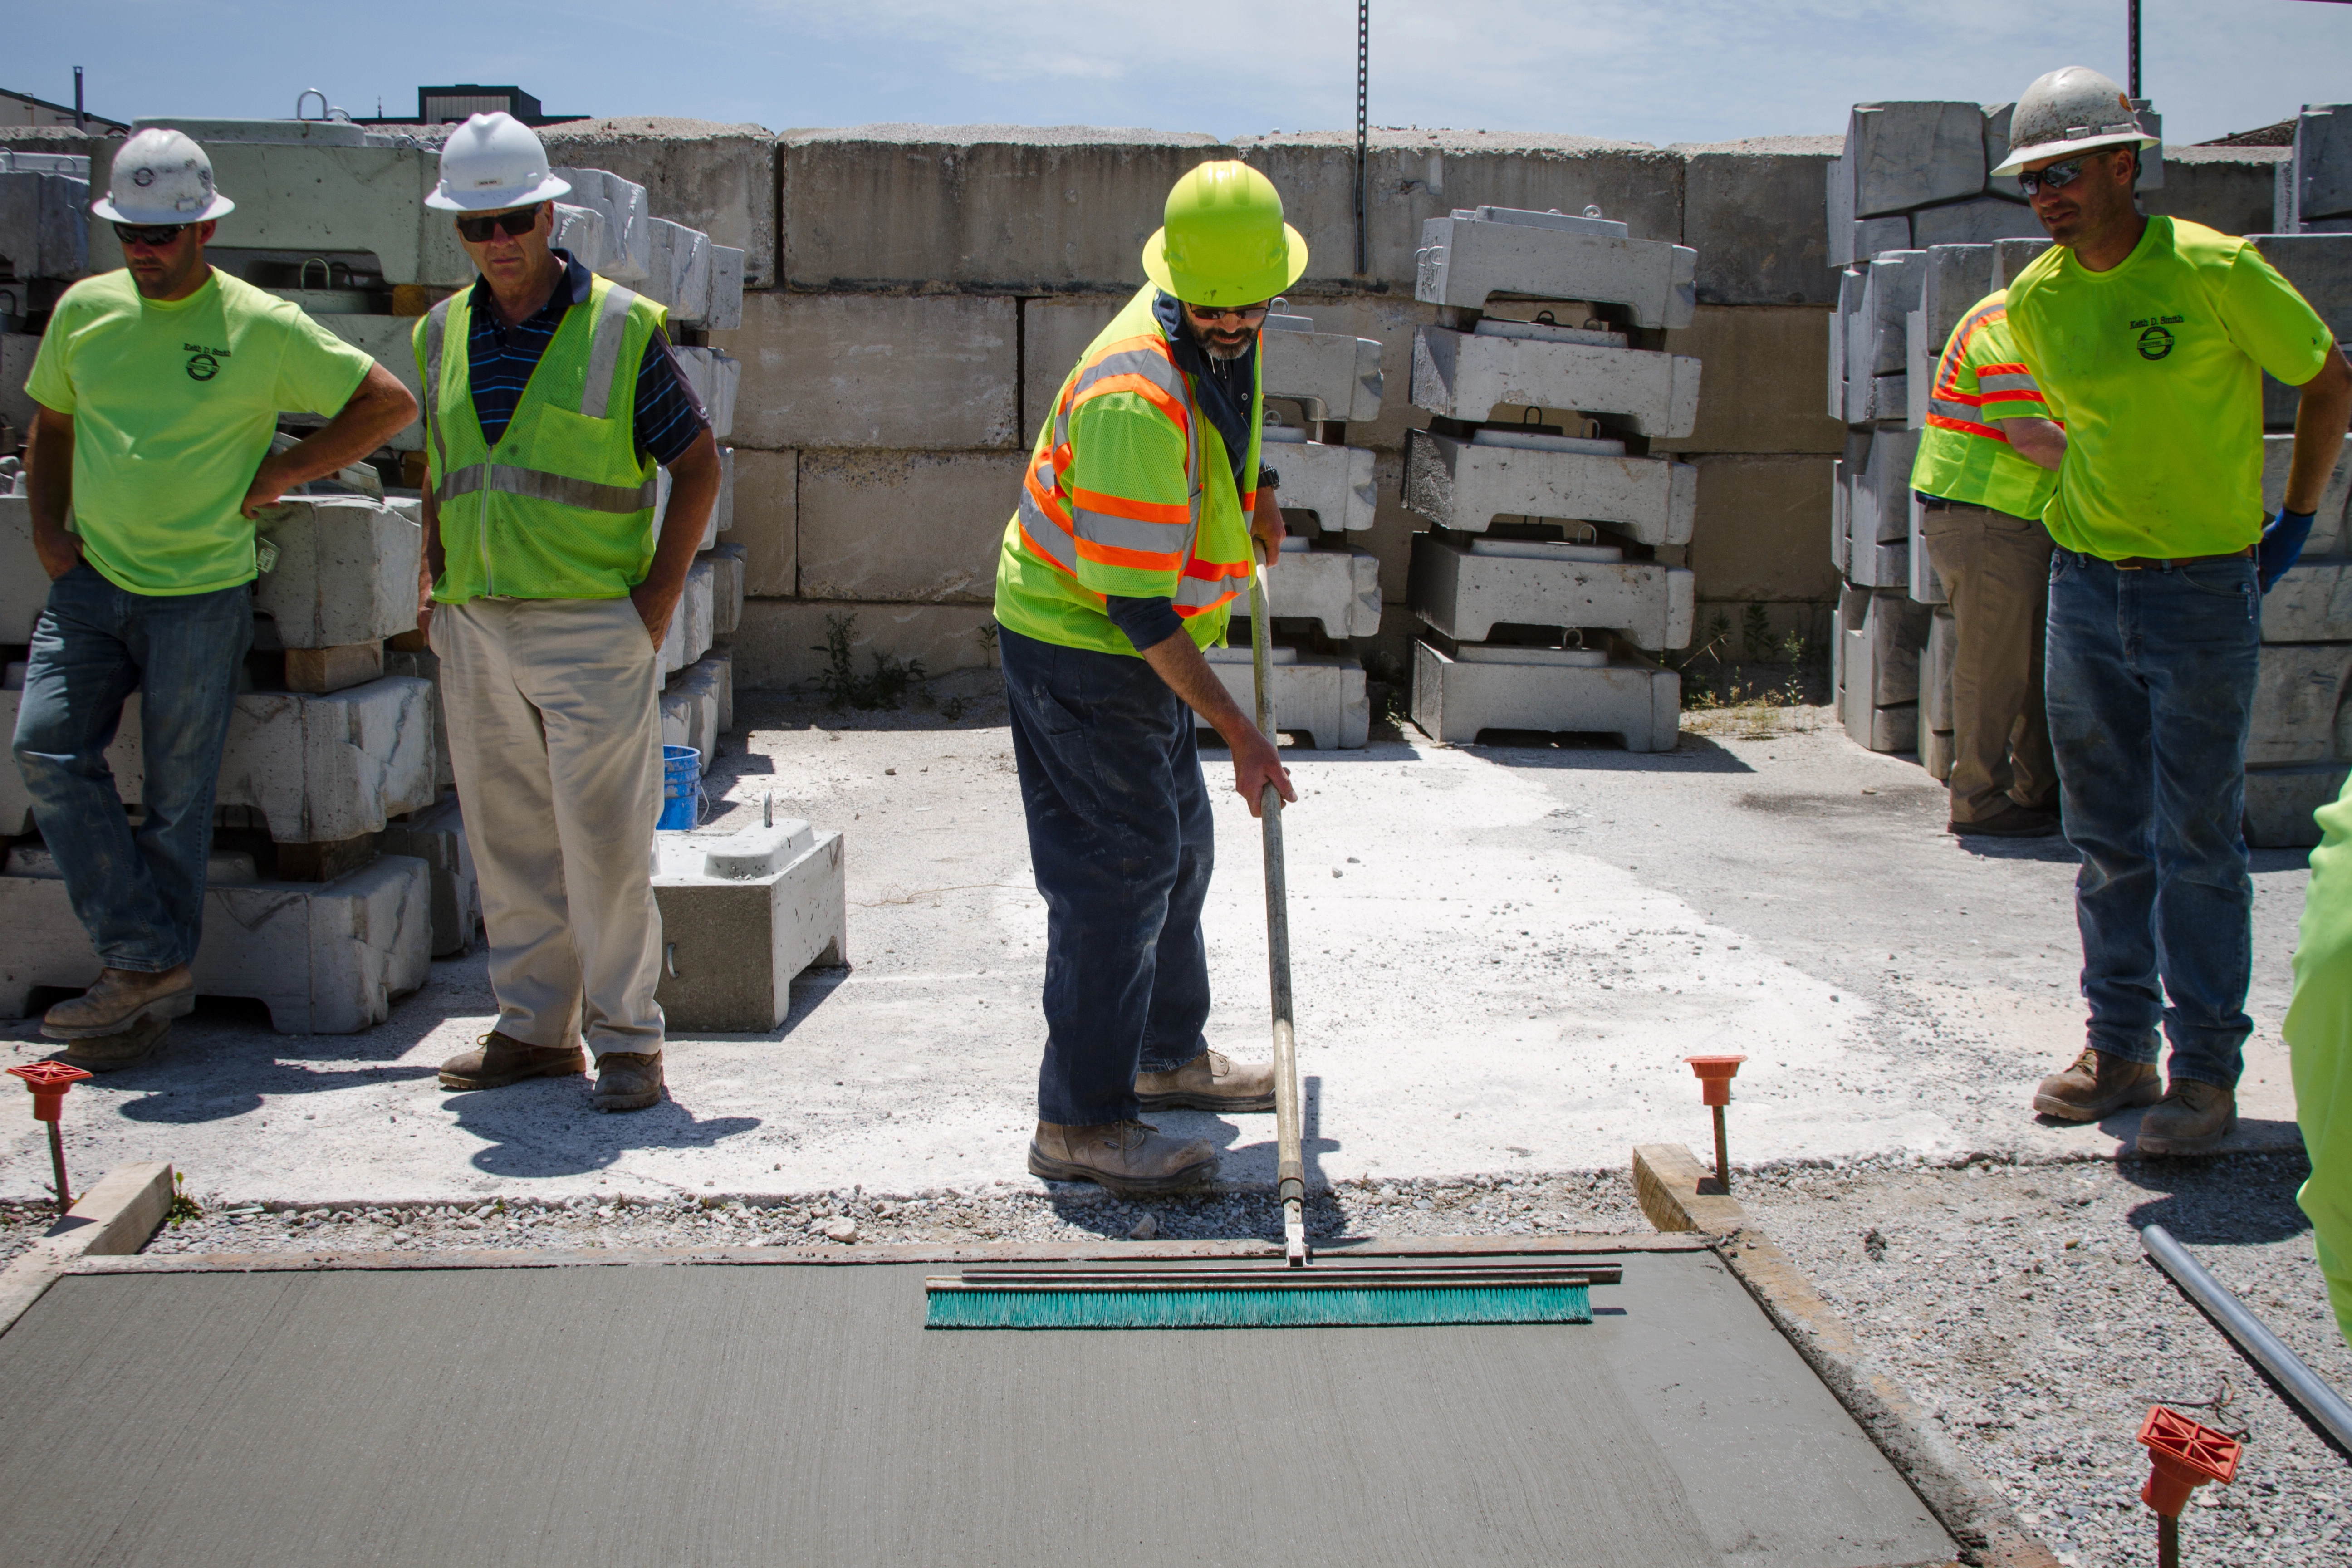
top-left (549, 167), bottom-right (652, 281)
top-left (0, 153), bottom-right (90, 286)
top-left (2284, 106), bottom-right (2352, 233)
top-left (2249, 235), bottom-right (2352, 429)
top-left (1203, 647), bottom-right (1370, 751)
top-left (2247, 431), bottom-right (2352, 846)
top-left (1919, 608), bottom-right (1957, 782)
top-left (652, 817), bottom-right (846, 1032)
top-left (1832, 583), bottom-right (1931, 753)
top-left (1400, 206), bottom-right (1698, 750)
top-left (379, 794), bottom-right (478, 958)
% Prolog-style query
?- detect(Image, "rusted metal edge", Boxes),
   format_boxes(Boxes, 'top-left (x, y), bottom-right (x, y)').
top-left (67, 1230), bottom-right (1710, 1276)
top-left (1631, 1144), bottom-right (2058, 1568)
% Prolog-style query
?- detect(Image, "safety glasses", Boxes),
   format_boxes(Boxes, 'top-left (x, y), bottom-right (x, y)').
top-left (2018, 159), bottom-right (2087, 196)
top-left (455, 205), bottom-right (544, 243)
top-left (1186, 301), bottom-right (1270, 324)
top-left (112, 222), bottom-right (190, 248)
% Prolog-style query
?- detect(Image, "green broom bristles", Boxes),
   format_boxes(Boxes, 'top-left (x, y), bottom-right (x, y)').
top-left (924, 1281), bottom-right (1592, 1330)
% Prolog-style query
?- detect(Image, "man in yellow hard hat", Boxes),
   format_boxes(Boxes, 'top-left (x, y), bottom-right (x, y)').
top-left (993, 161), bottom-right (1302, 1195)
top-left (1999, 66), bottom-right (2352, 1153)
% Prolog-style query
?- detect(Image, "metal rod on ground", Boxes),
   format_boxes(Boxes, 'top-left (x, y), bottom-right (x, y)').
top-left (1711, 1104), bottom-right (1730, 1194)
top-left (46, 1122), bottom-right (70, 1212)
top-left (2158, 1514), bottom-right (2176, 1568)
top-left (1249, 549), bottom-right (1308, 1267)
top-left (2142, 1223), bottom-right (2352, 1453)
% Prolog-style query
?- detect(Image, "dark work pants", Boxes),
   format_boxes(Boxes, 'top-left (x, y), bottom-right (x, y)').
top-left (999, 626), bottom-right (1213, 1127)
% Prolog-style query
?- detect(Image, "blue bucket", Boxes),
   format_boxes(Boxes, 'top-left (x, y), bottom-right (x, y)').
top-left (657, 744), bottom-right (705, 831)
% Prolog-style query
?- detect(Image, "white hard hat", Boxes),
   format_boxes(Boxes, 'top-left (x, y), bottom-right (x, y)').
top-left (1991, 66), bottom-right (2159, 177)
top-left (424, 112), bottom-right (571, 212)
top-left (90, 128), bottom-right (235, 225)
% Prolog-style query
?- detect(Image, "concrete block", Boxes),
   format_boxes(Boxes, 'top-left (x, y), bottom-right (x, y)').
top-left (2249, 235), bottom-right (2352, 429)
top-left (1401, 428), bottom-right (1695, 544)
top-left (1847, 531), bottom-right (1909, 590)
top-left (2264, 560), bottom-right (2352, 643)
top-left (1909, 197), bottom-right (2043, 250)
top-left (1847, 103), bottom-right (1989, 217)
top-left (1262, 321), bottom-right (1385, 421)
top-left (251, 497), bottom-right (422, 648)
top-left (1409, 534), bottom-right (1691, 651)
top-left (714, 292), bottom-right (1019, 451)
top-left (2264, 432), bottom-right (2352, 555)
top-left (731, 600), bottom-right (996, 691)
top-left (2250, 641), bottom-right (2352, 765)
top-left (1412, 208), bottom-right (1698, 330)
top-left (1687, 454), bottom-right (1839, 607)
top-left (380, 794), bottom-right (478, 958)
top-left (550, 202), bottom-right (606, 276)
top-left (796, 451), bottom-right (1009, 603)
top-left (1837, 586), bottom-right (1925, 753)
top-left (662, 653), bottom-right (732, 763)
top-left (1849, 215), bottom-right (1911, 265)
top-left (3, 332), bottom-right (40, 442)
top-left (0, 169), bottom-right (88, 278)
top-left (316, 316), bottom-right (424, 451)
top-left (715, 445), bottom-right (736, 533)
top-left (653, 818), bottom-right (846, 1032)
top-left (1982, 103), bottom-right (2024, 203)
top-left (1828, 270), bottom-right (1862, 418)
top-left (653, 439), bottom-right (720, 554)
top-left (1920, 715), bottom-right (1955, 782)
top-left (1908, 495), bottom-right (1947, 605)
top-left (538, 121), bottom-right (776, 287)
top-left (2146, 146), bottom-right (2287, 238)
top-left (1924, 607), bottom-right (1957, 730)
top-left (1832, 456), bottom-right (1850, 573)
top-left (1672, 136), bottom-right (1842, 305)
top-left (729, 447), bottom-right (797, 597)
top-left (1990, 237), bottom-right (2054, 289)
top-left (1263, 431), bottom-right (1376, 533)
top-left (1020, 296), bottom-right (1125, 439)
top-left (1, 676), bottom-right (437, 842)
top-left (642, 218), bottom-right (712, 324)
top-left (1849, 251), bottom-right (1924, 385)
top-left (1, 495), bottom-right (51, 641)
top-left (1201, 647), bottom-right (1369, 750)
top-left (1843, 425), bottom-right (1919, 546)
top-left (549, 167), bottom-right (650, 282)
top-left (706, 542), bottom-right (746, 636)
top-left (1265, 540), bottom-right (1381, 639)
top-left (705, 246), bottom-right (745, 332)
top-left (1411, 325), bottom-right (1700, 439)
top-left (0, 853), bottom-right (432, 1034)
top-left (1827, 153), bottom-right (1856, 269)
top-left (2244, 761), bottom-right (2350, 848)
top-left (284, 644), bottom-right (385, 696)
top-left (2295, 105), bottom-right (2352, 222)
top-left (1844, 371), bottom-right (1908, 426)
top-left (1655, 305), bottom-right (1844, 455)
top-left (670, 346), bottom-right (739, 440)
top-left (381, 649), bottom-right (453, 794)
top-left (1921, 245), bottom-right (1997, 354)
top-left (659, 558), bottom-right (717, 676)
top-left (0, 150), bottom-right (92, 176)
top-left (1410, 640), bottom-right (1677, 750)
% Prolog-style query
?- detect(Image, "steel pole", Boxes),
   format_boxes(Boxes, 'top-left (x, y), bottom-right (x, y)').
top-left (2142, 1224), bottom-right (2352, 1452)
top-left (1711, 1105), bottom-right (1730, 1193)
top-left (46, 1121), bottom-right (70, 1212)
top-left (2128, 0), bottom-right (2141, 98)
top-left (1353, 0), bottom-right (1368, 275)
top-left (2157, 1512), bottom-right (2177, 1568)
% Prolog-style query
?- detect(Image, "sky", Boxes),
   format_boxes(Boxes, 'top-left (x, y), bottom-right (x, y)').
top-left (11, 0), bottom-right (2349, 149)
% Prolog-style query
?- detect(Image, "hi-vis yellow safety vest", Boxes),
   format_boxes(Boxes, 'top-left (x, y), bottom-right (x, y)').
top-left (993, 283), bottom-right (1260, 656)
top-left (1909, 290), bottom-right (2060, 522)
top-left (416, 274), bottom-right (666, 603)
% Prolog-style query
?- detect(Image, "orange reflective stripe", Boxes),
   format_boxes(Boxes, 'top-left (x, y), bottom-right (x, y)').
top-left (1075, 536), bottom-right (1186, 572)
top-left (1927, 411), bottom-right (2009, 443)
top-left (1071, 486), bottom-right (1190, 526)
top-left (1070, 372), bottom-right (1191, 433)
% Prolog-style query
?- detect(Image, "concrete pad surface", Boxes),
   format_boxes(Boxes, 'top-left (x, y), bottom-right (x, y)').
top-left (0, 697), bottom-right (2308, 1206)
top-left (0, 1250), bottom-right (1953, 1568)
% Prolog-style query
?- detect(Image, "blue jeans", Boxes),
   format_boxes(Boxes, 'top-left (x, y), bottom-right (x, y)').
top-left (10, 563), bottom-right (252, 973)
top-left (1000, 627), bottom-right (1214, 1126)
top-left (2045, 550), bottom-right (2259, 1090)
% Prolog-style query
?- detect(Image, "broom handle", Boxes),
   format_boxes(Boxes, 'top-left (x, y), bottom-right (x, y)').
top-left (1249, 552), bottom-right (1308, 1265)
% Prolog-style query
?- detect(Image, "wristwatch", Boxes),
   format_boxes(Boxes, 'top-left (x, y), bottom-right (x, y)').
top-left (1258, 463), bottom-right (1280, 492)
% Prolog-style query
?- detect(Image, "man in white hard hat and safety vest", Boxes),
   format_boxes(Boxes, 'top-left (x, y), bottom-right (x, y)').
top-left (991, 161), bottom-right (1301, 1194)
top-left (1999, 66), bottom-right (2352, 1153)
top-left (12, 128), bottom-right (417, 1069)
top-left (416, 113), bottom-right (721, 1112)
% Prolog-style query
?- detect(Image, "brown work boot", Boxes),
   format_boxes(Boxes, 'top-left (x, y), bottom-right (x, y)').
top-left (40, 965), bottom-right (196, 1040)
top-left (1951, 803), bottom-right (2060, 839)
top-left (55, 1013), bottom-right (173, 1073)
top-left (2032, 1047), bottom-right (2162, 1122)
top-left (591, 1051), bottom-right (665, 1112)
top-left (1135, 1048), bottom-right (1276, 1112)
top-left (439, 1030), bottom-right (586, 1090)
top-left (2136, 1081), bottom-right (2238, 1156)
top-left (1029, 1120), bottom-right (1218, 1197)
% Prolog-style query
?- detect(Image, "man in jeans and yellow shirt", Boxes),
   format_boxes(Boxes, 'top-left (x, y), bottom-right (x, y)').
top-left (1999, 67), bottom-right (2352, 1152)
top-left (1913, 289), bottom-right (2067, 839)
top-left (12, 129), bottom-right (416, 1068)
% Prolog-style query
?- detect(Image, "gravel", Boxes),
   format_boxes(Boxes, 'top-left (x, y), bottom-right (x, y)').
top-left (131, 1154), bottom-right (2349, 1566)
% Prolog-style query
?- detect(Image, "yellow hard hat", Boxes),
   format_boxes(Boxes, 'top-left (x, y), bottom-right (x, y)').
top-left (1142, 161), bottom-right (1308, 305)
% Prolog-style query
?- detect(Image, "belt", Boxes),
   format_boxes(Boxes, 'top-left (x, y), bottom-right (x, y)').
top-left (2108, 547), bottom-right (2254, 571)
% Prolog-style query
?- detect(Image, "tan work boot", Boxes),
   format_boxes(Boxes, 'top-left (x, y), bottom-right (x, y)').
top-left (56, 1013), bottom-right (173, 1073)
top-left (1135, 1049), bottom-right (1275, 1112)
top-left (2032, 1047), bottom-right (2162, 1122)
top-left (592, 1051), bottom-right (665, 1112)
top-left (2136, 1081), bottom-right (2237, 1156)
top-left (439, 1031), bottom-right (586, 1090)
top-left (40, 965), bottom-right (196, 1041)
top-left (1029, 1120), bottom-right (1217, 1197)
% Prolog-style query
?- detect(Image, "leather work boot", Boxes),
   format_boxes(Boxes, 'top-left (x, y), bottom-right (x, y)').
top-left (1951, 804), bottom-right (2060, 839)
top-left (56, 1013), bottom-right (173, 1073)
top-left (1028, 1120), bottom-right (1218, 1197)
top-left (592, 1051), bottom-right (666, 1112)
top-left (2032, 1048), bottom-right (2163, 1122)
top-left (1135, 1049), bottom-right (1276, 1112)
top-left (40, 965), bottom-right (196, 1041)
top-left (438, 1031), bottom-right (587, 1090)
top-left (2136, 1081), bottom-right (2238, 1156)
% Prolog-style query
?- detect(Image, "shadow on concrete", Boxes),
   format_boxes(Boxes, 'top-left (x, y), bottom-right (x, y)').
top-left (1468, 731), bottom-right (1756, 774)
top-left (444, 1082), bottom-right (761, 1179)
top-left (2114, 1145), bottom-right (2315, 1246)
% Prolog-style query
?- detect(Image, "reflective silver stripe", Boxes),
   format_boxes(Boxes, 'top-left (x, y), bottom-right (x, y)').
top-left (1173, 568), bottom-right (1246, 609)
top-left (579, 283), bottom-right (640, 421)
top-left (1929, 398), bottom-right (2000, 428)
top-left (1069, 344), bottom-right (1189, 405)
top-left (1069, 506), bottom-right (1193, 558)
top-left (435, 461), bottom-right (657, 514)
top-left (423, 299), bottom-right (454, 479)
top-left (1015, 487), bottom-right (1080, 573)
top-left (1976, 372), bottom-right (2041, 396)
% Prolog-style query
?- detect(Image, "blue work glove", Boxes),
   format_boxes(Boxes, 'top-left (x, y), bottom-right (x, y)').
top-left (2258, 507), bottom-right (2316, 593)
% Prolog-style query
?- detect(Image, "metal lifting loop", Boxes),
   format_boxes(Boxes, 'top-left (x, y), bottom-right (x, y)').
top-left (294, 89), bottom-right (329, 122)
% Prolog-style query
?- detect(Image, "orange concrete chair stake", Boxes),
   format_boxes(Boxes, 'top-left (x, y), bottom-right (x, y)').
top-left (1682, 1055), bottom-right (1745, 1193)
top-left (8, 1061), bottom-right (93, 1211)
top-left (2137, 1404), bottom-right (2240, 1568)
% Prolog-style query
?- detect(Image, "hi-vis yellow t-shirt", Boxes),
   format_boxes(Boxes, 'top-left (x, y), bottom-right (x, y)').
top-left (2004, 217), bottom-right (2333, 560)
top-left (27, 267), bottom-right (374, 596)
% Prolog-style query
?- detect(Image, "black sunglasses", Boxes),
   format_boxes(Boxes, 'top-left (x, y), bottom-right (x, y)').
top-left (112, 221), bottom-right (190, 247)
top-left (2018, 159), bottom-right (2087, 196)
top-left (1186, 301), bottom-right (1269, 323)
top-left (455, 205), bottom-right (544, 243)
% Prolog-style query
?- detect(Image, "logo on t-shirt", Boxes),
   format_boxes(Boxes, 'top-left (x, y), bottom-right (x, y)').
top-left (2131, 316), bottom-right (2182, 362)
top-left (183, 341), bottom-right (229, 382)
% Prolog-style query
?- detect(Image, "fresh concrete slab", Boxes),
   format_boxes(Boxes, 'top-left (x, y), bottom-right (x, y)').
top-left (654, 818), bottom-right (847, 1033)
top-left (1402, 429), bottom-right (1696, 545)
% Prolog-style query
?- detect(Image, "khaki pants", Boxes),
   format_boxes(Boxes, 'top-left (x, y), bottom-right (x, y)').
top-left (431, 597), bottom-right (665, 1058)
top-left (1920, 500), bottom-right (2058, 823)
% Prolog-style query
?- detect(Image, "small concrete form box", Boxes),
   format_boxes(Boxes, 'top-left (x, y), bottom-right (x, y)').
top-left (652, 819), bottom-right (846, 1033)
top-left (1402, 430), bottom-right (1696, 545)
top-left (1411, 327), bottom-right (1700, 440)
top-left (1410, 534), bottom-right (1693, 652)
top-left (1261, 433), bottom-right (1376, 534)
top-left (1200, 647), bottom-right (1369, 750)
top-left (1411, 641), bottom-right (1679, 750)
top-left (1262, 541), bottom-right (1381, 641)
